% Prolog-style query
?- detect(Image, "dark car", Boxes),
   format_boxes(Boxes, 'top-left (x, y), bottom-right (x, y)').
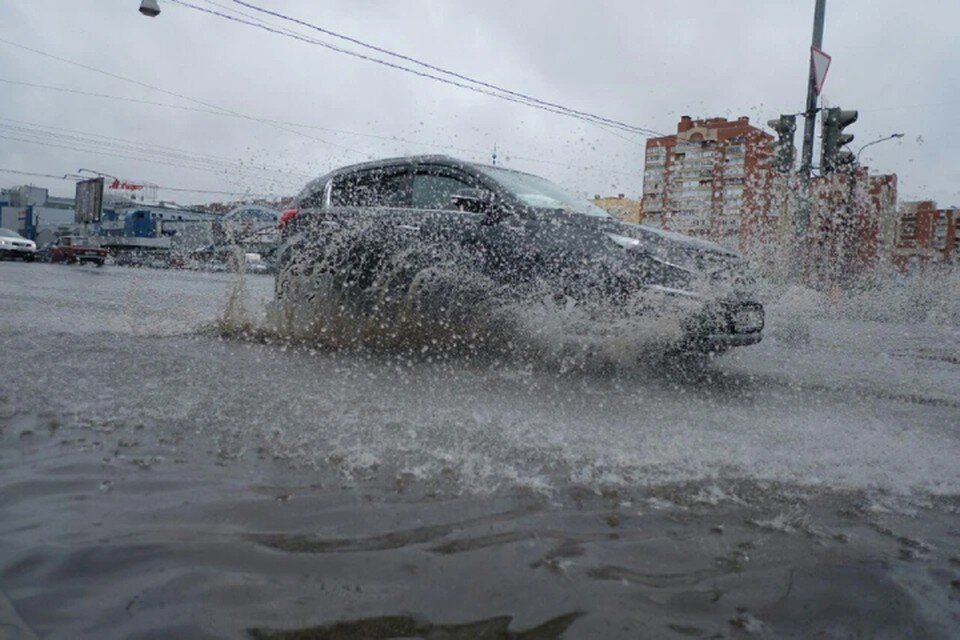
top-left (276, 155), bottom-right (763, 354)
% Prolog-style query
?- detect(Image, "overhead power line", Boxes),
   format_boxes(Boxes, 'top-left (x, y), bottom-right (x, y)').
top-left (0, 125), bottom-right (303, 195)
top-left (0, 117), bottom-right (311, 181)
top-left (166, 0), bottom-right (662, 137)
top-left (232, 0), bottom-right (663, 137)
top-left (1, 78), bottom-right (644, 179)
top-left (0, 167), bottom-right (281, 198)
top-left (0, 36), bottom-right (368, 158)
top-left (0, 131), bottom-right (287, 187)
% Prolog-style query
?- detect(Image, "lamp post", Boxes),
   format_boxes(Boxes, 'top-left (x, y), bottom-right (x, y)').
top-left (833, 133), bottom-right (903, 287)
top-left (139, 0), bottom-right (161, 17)
top-left (856, 133), bottom-right (904, 163)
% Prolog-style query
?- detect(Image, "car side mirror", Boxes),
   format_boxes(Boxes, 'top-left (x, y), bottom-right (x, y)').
top-left (450, 188), bottom-right (494, 214)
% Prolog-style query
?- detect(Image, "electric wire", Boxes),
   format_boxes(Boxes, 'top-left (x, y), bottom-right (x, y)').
top-left (0, 129), bottom-right (305, 188)
top-left (0, 117), bottom-right (311, 181)
top-left (168, 0), bottom-right (659, 137)
top-left (230, 0), bottom-right (663, 137)
top-left (0, 78), bottom-right (644, 179)
top-left (0, 36), bottom-right (368, 158)
top-left (0, 133), bottom-right (302, 193)
top-left (0, 167), bottom-right (281, 198)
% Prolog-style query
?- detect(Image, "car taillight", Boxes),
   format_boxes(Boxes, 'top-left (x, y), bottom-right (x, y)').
top-left (278, 208), bottom-right (299, 228)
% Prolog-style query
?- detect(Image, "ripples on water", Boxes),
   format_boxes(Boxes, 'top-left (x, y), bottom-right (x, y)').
top-left (2, 262), bottom-right (960, 637)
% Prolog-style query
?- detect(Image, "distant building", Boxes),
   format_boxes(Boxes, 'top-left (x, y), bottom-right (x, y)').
top-left (891, 201), bottom-right (958, 271)
top-left (806, 170), bottom-right (898, 282)
top-left (641, 116), bottom-right (775, 252)
top-left (592, 194), bottom-right (642, 224)
top-left (0, 184), bottom-right (76, 239)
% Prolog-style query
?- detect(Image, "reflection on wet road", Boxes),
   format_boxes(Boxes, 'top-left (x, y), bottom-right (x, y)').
top-left (2, 262), bottom-right (959, 638)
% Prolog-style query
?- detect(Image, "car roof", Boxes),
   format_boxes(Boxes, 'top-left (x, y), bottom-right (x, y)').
top-left (299, 154), bottom-right (541, 198)
top-left (300, 155), bottom-right (455, 195)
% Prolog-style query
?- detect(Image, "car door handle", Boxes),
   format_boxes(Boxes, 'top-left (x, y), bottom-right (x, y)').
top-left (320, 220), bottom-right (339, 227)
top-left (397, 224), bottom-right (420, 232)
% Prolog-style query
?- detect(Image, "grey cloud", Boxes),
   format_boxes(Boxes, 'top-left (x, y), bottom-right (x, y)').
top-left (0, 0), bottom-right (957, 205)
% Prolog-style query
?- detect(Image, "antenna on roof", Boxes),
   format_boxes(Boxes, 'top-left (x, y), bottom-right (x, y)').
top-left (491, 144), bottom-right (498, 166)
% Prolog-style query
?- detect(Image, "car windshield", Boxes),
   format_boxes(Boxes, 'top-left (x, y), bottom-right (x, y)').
top-left (0, 228), bottom-right (23, 238)
top-left (475, 165), bottom-right (611, 218)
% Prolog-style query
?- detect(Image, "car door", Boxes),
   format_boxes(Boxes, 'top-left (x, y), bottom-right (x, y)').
top-left (52, 237), bottom-right (67, 262)
top-left (409, 166), bottom-right (484, 242)
top-left (408, 164), bottom-right (540, 289)
top-left (323, 166), bottom-right (414, 292)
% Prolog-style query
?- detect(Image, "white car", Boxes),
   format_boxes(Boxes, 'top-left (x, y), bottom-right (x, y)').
top-left (0, 228), bottom-right (37, 261)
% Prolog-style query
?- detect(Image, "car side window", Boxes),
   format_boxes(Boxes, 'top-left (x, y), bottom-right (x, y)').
top-left (299, 184), bottom-right (326, 210)
top-left (330, 169), bottom-right (411, 208)
top-left (411, 173), bottom-right (476, 210)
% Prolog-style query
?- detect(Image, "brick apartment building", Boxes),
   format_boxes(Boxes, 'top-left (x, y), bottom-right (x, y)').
top-left (806, 169), bottom-right (898, 281)
top-left (891, 200), bottom-right (958, 271)
top-left (592, 194), bottom-right (642, 223)
top-left (641, 116), bottom-right (775, 252)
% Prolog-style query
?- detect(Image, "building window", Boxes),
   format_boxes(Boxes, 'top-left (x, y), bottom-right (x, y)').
top-left (934, 217), bottom-right (948, 248)
top-left (900, 217), bottom-right (916, 240)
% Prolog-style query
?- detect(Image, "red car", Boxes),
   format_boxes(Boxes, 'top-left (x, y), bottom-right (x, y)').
top-left (50, 236), bottom-right (108, 267)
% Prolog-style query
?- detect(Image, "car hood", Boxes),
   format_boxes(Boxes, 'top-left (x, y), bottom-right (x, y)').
top-left (528, 209), bottom-right (742, 270)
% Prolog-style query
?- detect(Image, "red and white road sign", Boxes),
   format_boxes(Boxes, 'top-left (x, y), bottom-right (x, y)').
top-left (811, 46), bottom-right (832, 95)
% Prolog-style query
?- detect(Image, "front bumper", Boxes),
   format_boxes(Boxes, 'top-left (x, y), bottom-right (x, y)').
top-left (0, 246), bottom-right (36, 259)
top-left (680, 300), bottom-right (764, 351)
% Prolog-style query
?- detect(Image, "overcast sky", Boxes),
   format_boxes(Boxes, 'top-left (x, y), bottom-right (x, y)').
top-left (1, 0), bottom-right (957, 206)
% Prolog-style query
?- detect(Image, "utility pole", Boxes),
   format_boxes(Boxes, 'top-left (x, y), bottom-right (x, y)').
top-left (800, 0), bottom-right (826, 182)
top-left (792, 0), bottom-right (827, 280)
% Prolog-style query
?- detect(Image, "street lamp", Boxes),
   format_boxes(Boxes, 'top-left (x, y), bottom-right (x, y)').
top-left (856, 133), bottom-right (904, 163)
top-left (139, 0), bottom-right (161, 17)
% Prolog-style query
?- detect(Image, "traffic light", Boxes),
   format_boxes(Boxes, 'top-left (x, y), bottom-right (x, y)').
top-left (821, 107), bottom-right (858, 173)
top-left (767, 114), bottom-right (797, 172)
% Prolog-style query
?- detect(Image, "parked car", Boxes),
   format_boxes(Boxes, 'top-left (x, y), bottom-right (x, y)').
top-left (0, 227), bottom-right (37, 261)
top-left (49, 236), bottom-right (108, 267)
top-left (216, 205), bottom-right (279, 243)
top-left (276, 155), bottom-right (763, 354)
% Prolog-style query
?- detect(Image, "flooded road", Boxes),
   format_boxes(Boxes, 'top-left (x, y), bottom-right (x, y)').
top-left (2, 262), bottom-right (960, 638)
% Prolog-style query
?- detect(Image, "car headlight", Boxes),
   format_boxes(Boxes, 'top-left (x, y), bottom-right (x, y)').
top-left (0, 239), bottom-right (9, 246)
top-left (606, 233), bottom-right (642, 250)
top-left (607, 232), bottom-right (694, 273)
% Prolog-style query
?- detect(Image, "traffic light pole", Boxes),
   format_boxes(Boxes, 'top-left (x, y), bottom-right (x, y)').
top-left (792, 0), bottom-right (827, 281)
